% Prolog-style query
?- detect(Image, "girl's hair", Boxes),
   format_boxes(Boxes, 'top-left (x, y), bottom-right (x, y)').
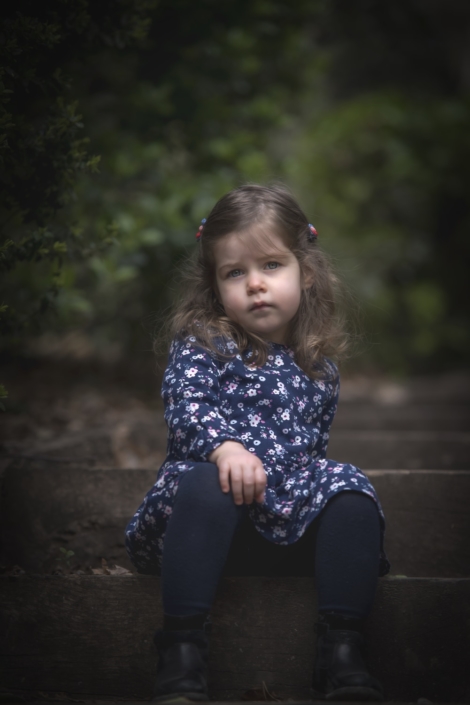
top-left (167, 184), bottom-right (348, 378)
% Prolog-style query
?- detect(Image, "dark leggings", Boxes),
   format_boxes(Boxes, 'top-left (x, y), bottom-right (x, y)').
top-left (161, 463), bottom-right (381, 619)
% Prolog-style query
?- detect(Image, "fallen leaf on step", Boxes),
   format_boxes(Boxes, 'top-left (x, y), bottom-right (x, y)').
top-left (107, 564), bottom-right (133, 575)
top-left (91, 559), bottom-right (132, 576)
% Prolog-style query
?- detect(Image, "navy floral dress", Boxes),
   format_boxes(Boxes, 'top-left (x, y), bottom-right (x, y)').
top-left (125, 336), bottom-right (389, 576)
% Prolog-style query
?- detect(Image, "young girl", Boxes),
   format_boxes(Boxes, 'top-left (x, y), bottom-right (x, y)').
top-left (126, 185), bottom-right (389, 702)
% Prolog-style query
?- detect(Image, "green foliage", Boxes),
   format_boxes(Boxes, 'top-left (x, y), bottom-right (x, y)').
top-left (0, 0), bottom-right (156, 341)
top-left (2, 0), bottom-right (469, 373)
top-left (58, 547), bottom-right (75, 568)
top-left (48, 0), bottom-right (322, 352)
top-left (291, 0), bottom-right (470, 372)
top-left (290, 91), bottom-right (470, 371)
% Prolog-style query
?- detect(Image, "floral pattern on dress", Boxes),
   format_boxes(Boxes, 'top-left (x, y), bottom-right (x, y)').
top-left (125, 337), bottom-right (390, 576)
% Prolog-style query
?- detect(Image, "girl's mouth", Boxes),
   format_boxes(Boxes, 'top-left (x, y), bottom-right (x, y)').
top-left (250, 302), bottom-right (270, 311)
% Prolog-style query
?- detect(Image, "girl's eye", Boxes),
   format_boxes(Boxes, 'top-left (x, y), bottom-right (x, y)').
top-left (265, 261), bottom-right (279, 270)
top-left (228, 269), bottom-right (243, 278)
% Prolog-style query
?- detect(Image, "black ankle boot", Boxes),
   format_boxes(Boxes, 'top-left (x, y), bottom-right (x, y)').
top-left (312, 616), bottom-right (384, 701)
top-left (152, 616), bottom-right (211, 703)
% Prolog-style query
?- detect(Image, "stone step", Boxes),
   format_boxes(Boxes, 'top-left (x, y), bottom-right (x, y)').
top-left (334, 401), bottom-right (470, 431)
top-left (1, 463), bottom-right (469, 577)
top-left (328, 430), bottom-right (470, 469)
top-left (0, 575), bottom-right (469, 702)
top-left (3, 405), bottom-right (469, 471)
top-left (339, 373), bottom-right (470, 404)
top-left (366, 469), bottom-right (470, 577)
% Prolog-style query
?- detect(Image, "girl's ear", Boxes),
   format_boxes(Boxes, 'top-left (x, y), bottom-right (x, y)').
top-left (303, 270), bottom-right (315, 289)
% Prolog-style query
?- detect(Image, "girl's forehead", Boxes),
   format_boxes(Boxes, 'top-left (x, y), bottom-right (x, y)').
top-left (213, 227), bottom-right (289, 261)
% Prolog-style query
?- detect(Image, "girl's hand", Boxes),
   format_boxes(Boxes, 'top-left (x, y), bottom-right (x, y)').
top-left (209, 441), bottom-right (267, 505)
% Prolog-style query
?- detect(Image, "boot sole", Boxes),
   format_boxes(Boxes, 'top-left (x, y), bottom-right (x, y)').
top-left (312, 685), bottom-right (384, 702)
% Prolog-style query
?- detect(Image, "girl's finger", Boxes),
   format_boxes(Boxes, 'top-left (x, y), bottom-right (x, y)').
top-left (254, 465), bottom-right (267, 502)
top-left (242, 467), bottom-right (255, 504)
top-left (230, 468), bottom-right (244, 505)
top-left (218, 463), bottom-right (231, 493)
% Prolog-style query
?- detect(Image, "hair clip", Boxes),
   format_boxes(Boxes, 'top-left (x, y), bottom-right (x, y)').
top-left (195, 218), bottom-right (207, 241)
top-left (307, 223), bottom-right (318, 242)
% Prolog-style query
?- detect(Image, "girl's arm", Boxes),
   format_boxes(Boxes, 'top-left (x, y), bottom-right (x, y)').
top-left (311, 370), bottom-right (340, 461)
top-left (162, 338), bottom-right (246, 461)
top-left (162, 338), bottom-right (266, 504)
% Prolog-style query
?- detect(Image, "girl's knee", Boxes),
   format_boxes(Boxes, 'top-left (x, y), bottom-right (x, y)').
top-left (176, 463), bottom-right (237, 516)
top-left (323, 491), bottom-right (380, 526)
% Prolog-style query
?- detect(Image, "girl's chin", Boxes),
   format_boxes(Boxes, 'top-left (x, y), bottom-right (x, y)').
top-left (226, 318), bottom-right (287, 344)
top-left (251, 330), bottom-right (287, 345)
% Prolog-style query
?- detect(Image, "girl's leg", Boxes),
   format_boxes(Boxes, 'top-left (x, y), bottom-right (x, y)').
top-left (315, 490), bottom-right (381, 621)
top-left (161, 462), bottom-right (245, 616)
top-left (313, 491), bottom-right (384, 701)
top-left (155, 463), bottom-right (244, 703)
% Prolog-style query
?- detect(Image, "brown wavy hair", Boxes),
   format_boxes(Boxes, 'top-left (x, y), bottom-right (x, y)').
top-left (165, 184), bottom-right (348, 379)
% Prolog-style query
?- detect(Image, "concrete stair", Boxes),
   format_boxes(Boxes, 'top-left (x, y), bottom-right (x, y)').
top-left (1, 464), bottom-right (470, 577)
top-left (1, 379), bottom-right (470, 702)
top-left (1, 574), bottom-right (469, 702)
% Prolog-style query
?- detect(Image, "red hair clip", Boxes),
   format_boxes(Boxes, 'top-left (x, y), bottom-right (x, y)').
top-left (307, 223), bottom-right (318, 242)
top-left (195, 218), bottom-right (207, 241)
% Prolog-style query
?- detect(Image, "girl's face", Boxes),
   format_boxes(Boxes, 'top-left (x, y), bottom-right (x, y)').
top-left (213, 228), bottom-right (305, 345)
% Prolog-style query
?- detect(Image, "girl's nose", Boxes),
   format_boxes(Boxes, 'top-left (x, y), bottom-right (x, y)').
top-left (246, 271), bottom-right (266, 293)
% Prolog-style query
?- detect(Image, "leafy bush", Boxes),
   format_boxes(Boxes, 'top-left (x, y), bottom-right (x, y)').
top-left (0, 0), bottom-right (156, 341)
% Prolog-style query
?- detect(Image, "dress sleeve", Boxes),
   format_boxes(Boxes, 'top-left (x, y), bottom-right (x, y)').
top-left (311, 364), bottom-right (340, 460)
top-left (162, 337), bottom-right (246, 462)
